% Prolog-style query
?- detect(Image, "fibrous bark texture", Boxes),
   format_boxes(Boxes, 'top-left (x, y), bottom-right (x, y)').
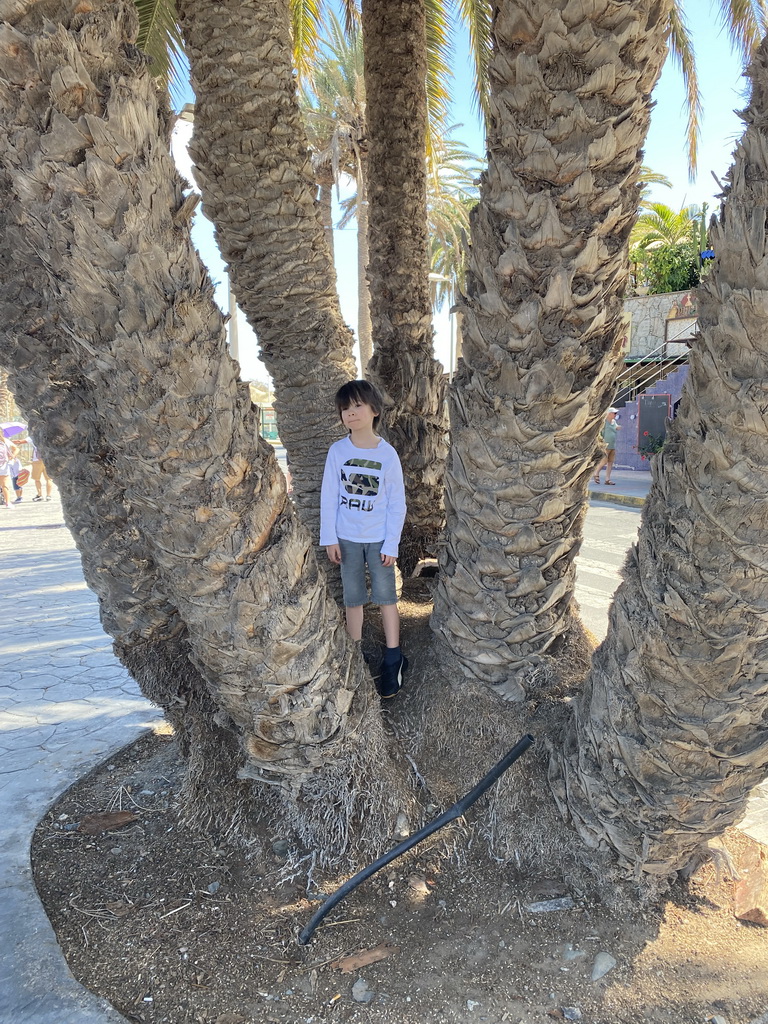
top-left (0, 0), bottom-right (409, 860)
top-left (176, 0), bottom-right (357, 536)
top-left (553, 39), bottom-right (768, 878)
top-left (431, 0), bottom-right (671, 696)
top-left (361, 0), bottom-right (448, 575)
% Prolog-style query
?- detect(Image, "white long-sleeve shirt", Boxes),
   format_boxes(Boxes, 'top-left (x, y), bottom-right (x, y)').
top-left (320, 435), bottom-right (407, 558)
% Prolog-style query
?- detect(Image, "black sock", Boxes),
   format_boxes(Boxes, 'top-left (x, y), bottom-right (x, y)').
top-left (382, 645), bottom-right (401, 665)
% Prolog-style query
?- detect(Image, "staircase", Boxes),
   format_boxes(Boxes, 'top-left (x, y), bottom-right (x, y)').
top-left (612, 359), bottom-right (690, 472)
top-left (613, 342), bottom-right (688, 408)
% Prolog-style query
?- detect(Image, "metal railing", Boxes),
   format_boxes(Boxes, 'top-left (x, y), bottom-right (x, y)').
top-left (613, 342), bottom-right (687, 406)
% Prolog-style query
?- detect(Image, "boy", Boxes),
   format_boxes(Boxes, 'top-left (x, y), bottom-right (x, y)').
top-left (320, 380), bottom-right (408, 698)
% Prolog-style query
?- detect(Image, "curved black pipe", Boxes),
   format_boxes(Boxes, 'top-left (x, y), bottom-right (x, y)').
top-left (298, 733), bottom-right (534, 944)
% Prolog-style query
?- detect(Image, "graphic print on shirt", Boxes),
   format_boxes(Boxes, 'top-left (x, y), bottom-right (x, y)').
top-left (340, 457), bottom-right (382, 512)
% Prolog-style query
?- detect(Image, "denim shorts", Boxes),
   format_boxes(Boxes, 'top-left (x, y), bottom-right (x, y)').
top-left (338, 538), bottom-right (398, 607)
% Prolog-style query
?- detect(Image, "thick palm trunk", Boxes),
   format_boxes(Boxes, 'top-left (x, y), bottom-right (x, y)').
top-left (318, 178), bottom-right (335, 265)
top-left (553, 41), bottom-right (768, 878)
top-left (0, 0), bottom-right (409, 859)
top-left (0, 368), bottom-right (10, 419)
top-left (176, 0), bottom-right (357, 537)
top-left (431, 1), bottom-right (671, 696)
top-left (361, 0), bottom-right (448, 575)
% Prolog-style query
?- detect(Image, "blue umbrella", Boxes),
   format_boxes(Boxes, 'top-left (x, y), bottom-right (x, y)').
top-left (0, 421), bottom-right (26, 438)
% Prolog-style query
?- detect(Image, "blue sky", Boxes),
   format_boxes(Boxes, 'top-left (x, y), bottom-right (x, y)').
top-left (173, 14), bottom-right (752, 384)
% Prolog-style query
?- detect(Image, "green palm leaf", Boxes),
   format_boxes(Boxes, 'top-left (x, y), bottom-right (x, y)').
top-left (455, 0), bottom-right (491, 119)
top-left (134, 0), bottom-right (186, 97)
top-left (291, 0), bottom-right (323, 78)
top-left (718, 0), bottom-right (768, 61)
top-left (666, 4), bottom-right (701, 179)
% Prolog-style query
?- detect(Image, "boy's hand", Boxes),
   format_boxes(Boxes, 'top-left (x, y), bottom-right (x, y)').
top-left (380, 553), bottom-right (396, 567)
top-left (326, 544), bottom-right (342, 564)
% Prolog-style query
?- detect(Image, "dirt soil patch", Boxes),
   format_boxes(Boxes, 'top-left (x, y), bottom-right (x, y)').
top-left (32, 584), bottom-right (768, 1024)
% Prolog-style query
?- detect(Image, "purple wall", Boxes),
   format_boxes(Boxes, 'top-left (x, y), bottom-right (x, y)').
top-left (614, 365), bottom-right (689, 471)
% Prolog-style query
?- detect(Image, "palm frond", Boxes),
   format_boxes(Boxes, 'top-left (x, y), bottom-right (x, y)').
top-left (134, 0), bottom-right (186, 98)
top-left (299, 11), bottom-right (365, 186)
top-left (717, 0), bottom-right (768, 63)
top-left (425, 0), bottom-right (455, 153)
top-left (666, 4), bottom-right (701, 179)
top-left (638, 166), bottom-right (673, 189)
top-left (630, 202), bottom-right (698, 248)
top-left (456, 0), bottom-right (491, 121)
top-left (291, 0), bottom-right (323, 79)
top-left (338, 0), bottom-right (360, 36)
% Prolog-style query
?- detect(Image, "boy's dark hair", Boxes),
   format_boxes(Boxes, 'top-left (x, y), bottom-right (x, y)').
top-left (335, 379), bottom-right (384, 429)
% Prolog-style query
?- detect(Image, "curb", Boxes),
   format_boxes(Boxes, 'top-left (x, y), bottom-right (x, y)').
top-left (589, 490), bottom-right (645, 508)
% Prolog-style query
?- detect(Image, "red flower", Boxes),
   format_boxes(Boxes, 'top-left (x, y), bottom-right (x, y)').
top-left (643, 431), bottom-right (649, 436)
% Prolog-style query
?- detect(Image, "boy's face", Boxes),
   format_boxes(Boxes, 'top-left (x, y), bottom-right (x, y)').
top-left (341, 400), bottom-right (377, 433)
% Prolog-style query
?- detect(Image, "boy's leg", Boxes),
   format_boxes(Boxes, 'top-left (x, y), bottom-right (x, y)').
top-left (338, 540), bottom-right (368, 641)
top-left (380, 602), bottom-right (400, 648)
top-left (345, 605), bottom-right (364, 642)
top-left (367, 546), bottom-right (407, 696)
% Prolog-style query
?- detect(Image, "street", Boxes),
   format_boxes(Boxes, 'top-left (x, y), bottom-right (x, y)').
top-left (575, 501), bottom-right (642, 641)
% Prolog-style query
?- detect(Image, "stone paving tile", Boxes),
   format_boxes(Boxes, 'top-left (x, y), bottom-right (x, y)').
top-left (0, 492), bottom-right (160, 1024)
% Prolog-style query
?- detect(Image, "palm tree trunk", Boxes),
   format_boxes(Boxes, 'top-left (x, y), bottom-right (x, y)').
top-left (0, 367), bottom-right (10, 420)
top-left (356, 148), bottom-right (373, 373)
top-left (431, 0), bottom-right (671, 697)
top-left (318, 178), bottom-right (336, 266)
top-left (0, 259), bottom-right (252, 832)
top-left (553, 40), bottom-right (768, 878)
top-left (0, 0), bottom-right (410, 860)
top-left (176, 0), bottom-right (357, 539)
top-left (361, 0), bottom-right (448, 576)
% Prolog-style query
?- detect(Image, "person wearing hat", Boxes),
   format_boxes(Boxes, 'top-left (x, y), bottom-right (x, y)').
top-left (594, 408), bottom-right (620, 486)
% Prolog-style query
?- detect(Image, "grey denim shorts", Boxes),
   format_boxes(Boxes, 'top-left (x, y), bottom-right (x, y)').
top-left (338, 538), bottom-right (398, 607)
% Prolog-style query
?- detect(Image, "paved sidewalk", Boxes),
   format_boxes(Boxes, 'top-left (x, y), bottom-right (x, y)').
top-left (589, 467), bottom-right (652, 508)
top-left (0, 493), bottom-right (161, 1023)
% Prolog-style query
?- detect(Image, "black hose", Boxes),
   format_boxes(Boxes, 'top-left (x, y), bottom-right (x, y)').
top-left (298, 733), bottom-right (534, 944)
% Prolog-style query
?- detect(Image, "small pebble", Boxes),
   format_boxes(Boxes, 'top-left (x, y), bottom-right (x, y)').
top-left (562, 1008), bottom-right (582, 1021)
top-left (272, 839), bottom-right (290, 856)
top-left (351, 978), bottom-right (375, 1004)
top-left (207, 881), bottom-right (220, 894)
top-left (109, 847), bottom-right (122, 855)
top-left (467, 999), bottom-right (480, 1011)
top-left (591, 952), bottom-right (617, 981)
